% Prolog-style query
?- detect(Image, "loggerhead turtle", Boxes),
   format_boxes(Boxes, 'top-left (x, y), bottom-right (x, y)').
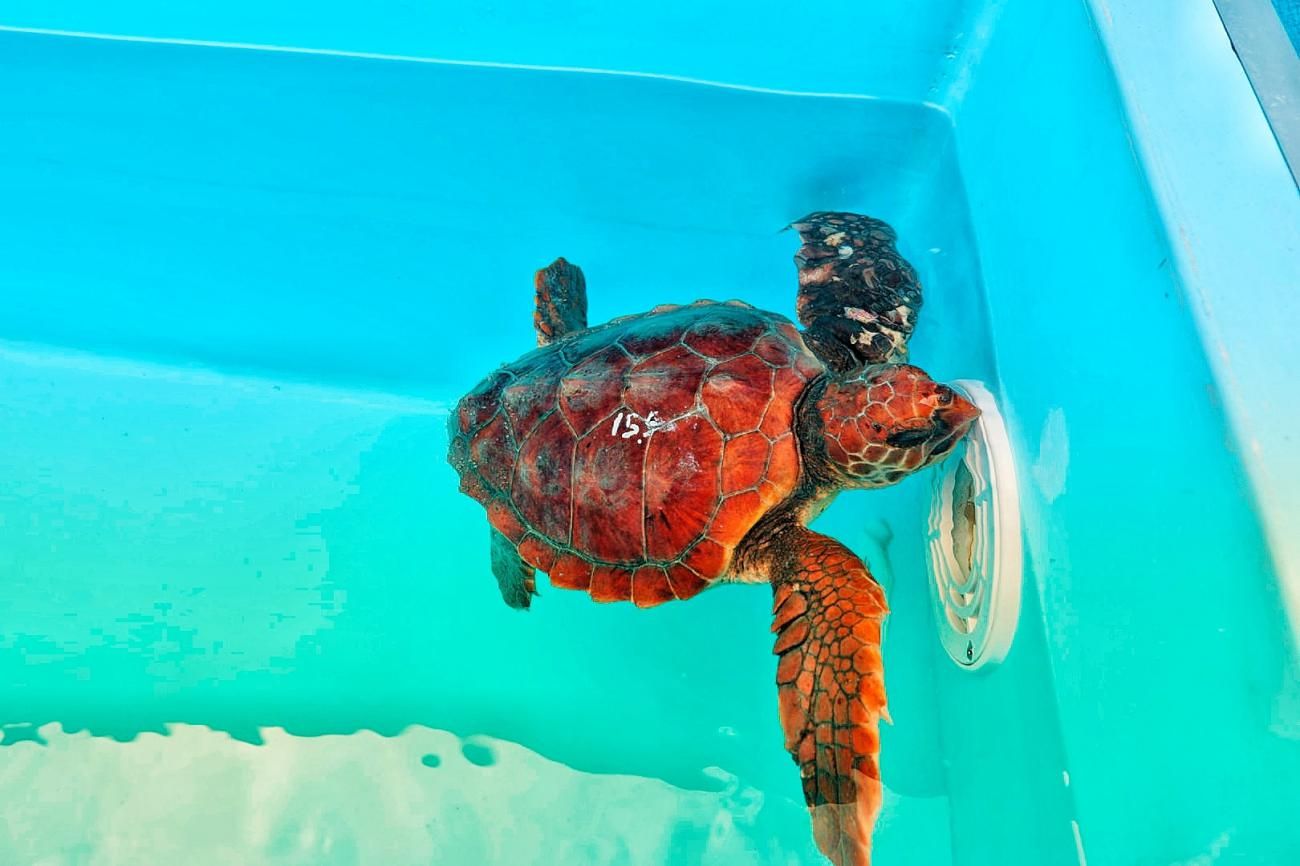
top-left (447, 212), bottom-right (979, 866)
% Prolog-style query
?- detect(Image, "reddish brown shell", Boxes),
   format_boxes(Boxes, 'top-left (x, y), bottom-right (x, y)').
top-left (449, 301), bottom-right (824, 607)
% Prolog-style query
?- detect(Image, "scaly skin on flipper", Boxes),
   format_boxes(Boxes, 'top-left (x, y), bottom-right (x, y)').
top-left (490, 526), bottom-right (537, 610)
top-left (534, 257), bottom-right (589, 346)
top-left (753, 521), bottom-right (889, 866)
top-left (759, 520), bottom-right (883, 863)
top-left (791, 212), bottom-right (923, 374)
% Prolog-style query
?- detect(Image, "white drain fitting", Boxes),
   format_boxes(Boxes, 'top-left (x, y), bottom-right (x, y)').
top-left (925, 379), bottom-right (1022, 670)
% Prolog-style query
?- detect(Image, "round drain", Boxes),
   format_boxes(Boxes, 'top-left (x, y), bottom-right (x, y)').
top-left (925, 379), bottom-right (1022, 670)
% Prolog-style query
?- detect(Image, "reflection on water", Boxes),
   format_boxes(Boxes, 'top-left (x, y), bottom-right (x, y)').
top-left (0, 724), bottom-right (800, 866)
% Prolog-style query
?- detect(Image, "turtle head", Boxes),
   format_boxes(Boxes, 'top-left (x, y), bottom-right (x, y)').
top-left (813, 364), bottom-right (979, 488)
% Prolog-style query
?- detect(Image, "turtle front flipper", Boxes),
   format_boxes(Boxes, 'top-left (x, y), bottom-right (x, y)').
top-left (764, 523), bottom-right (890, 866)
top-left (490, 526), bottom-right (538, 610)
top-left (533, 257), bottom-right (588, 346)
top-left (790, 212), bottom-right (922, 374)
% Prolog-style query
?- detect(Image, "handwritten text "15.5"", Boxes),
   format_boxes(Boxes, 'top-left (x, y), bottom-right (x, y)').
top-left (609, 410), bottom-right (671, 444)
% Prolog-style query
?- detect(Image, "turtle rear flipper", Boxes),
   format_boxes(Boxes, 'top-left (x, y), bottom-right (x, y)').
top-left (534, 257), bottom-right (588, 346)
top-left (490, 526), bottom-right (537, 610)
top-left (760, 523), bottom-right (890, 866)
top-left (790, 212), bottom-right (922, 374)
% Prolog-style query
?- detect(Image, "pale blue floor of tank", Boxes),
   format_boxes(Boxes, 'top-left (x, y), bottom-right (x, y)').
top-left (0, 341), bottom-right (959, 865)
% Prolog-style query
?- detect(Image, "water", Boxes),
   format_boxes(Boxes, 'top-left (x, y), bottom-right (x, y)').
top-left (3, 14), bottom-right (1298, 866)
top-left (0, 334), bottom-right (968, 864)
top-left (0, 27), bottom-right (992, 866)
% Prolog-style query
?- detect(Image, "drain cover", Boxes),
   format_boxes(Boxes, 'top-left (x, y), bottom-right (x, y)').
top-left (925, 380), bottom-right (1021, 669)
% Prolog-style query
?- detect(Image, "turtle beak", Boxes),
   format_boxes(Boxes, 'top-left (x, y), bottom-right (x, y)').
top-left (941, 392), bottom-right (981, 431)
top-left (927, 394), bottom-right (980, 458)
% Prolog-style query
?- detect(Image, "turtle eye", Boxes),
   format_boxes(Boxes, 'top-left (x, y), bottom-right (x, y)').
top-left (936, 389), bottom-right (953, 406)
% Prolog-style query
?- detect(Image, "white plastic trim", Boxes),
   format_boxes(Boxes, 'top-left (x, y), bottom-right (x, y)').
top-left (925, 379), bottom-right (1021, 670)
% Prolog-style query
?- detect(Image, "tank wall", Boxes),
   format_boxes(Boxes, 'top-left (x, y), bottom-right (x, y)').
top-left (947, 1), bottom-right (1300, 864)
top-left (0, 29), bottom-right (963, 394)
top-left (0, 0), bottom-right (982, 103)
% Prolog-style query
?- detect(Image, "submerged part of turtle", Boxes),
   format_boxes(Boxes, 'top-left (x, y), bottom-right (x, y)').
top-left (447, 212), bottom-right (978, 866)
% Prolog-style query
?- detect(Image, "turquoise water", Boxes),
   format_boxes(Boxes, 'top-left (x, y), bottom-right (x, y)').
top-left (3, 10), bottom-right (1299, 866)
top-left (0, 28), bottom-right (985, 866)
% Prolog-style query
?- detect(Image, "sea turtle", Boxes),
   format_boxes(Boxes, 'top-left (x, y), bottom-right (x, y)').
top-left (447, 213), bottom-right (979, 866)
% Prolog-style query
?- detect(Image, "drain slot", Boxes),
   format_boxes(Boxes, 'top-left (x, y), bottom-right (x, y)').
top-left (951, 461), bottom-right (977, 580)
top-left (925, 380), bottom-right (1022, 670)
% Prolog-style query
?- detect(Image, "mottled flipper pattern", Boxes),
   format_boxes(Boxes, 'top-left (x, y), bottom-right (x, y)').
top-left (767, 524), bottom-right (889, 866)
top-left (490, 526), bottom-right (537, 610)
top-left (791, 212), bottom-right (922, 374)
top-left (534, 257), bottom-right (588, 346)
